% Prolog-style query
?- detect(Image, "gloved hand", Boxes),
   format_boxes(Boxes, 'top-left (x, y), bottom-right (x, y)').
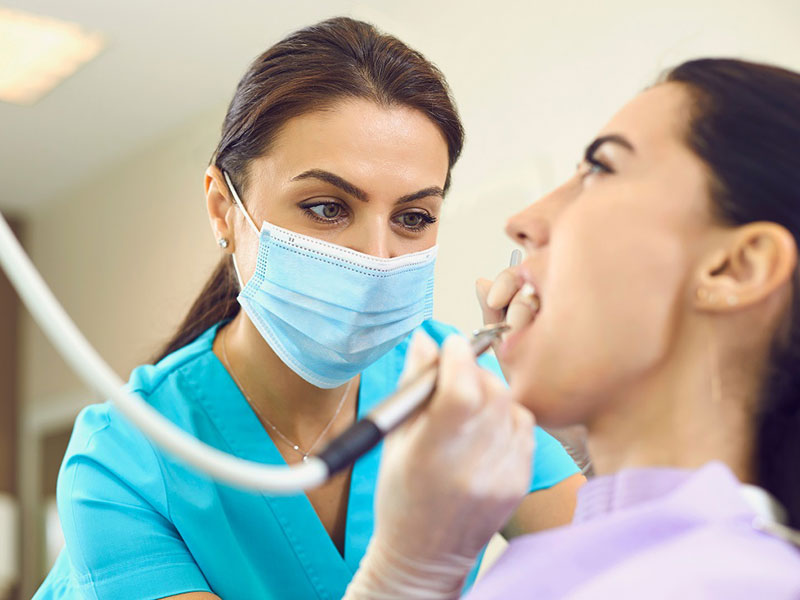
top-left (475, 264), bottom-right (539, 381)
top-left (344, 331), bottom-right (535, 599)
top-left (476, 264), bottom-right (593, 476)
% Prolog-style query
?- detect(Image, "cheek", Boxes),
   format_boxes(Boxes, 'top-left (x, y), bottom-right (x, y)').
top-left (234, 225), bottom-right (261, 285)
top-left (508, 202), bottom-right (689, 424)
top-left (413, 220), bottom-right (441, 249)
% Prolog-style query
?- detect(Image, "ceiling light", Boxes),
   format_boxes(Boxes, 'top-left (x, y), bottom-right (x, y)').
top-left (0, 7), bottom-right (104, 105)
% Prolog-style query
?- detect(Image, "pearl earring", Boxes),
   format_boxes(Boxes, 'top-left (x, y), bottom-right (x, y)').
top-left (217, 238), bottom-right (229, 249)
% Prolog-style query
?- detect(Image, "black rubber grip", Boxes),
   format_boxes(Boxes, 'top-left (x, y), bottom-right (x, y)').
top-left (317, 419), bottom-right (383, 475)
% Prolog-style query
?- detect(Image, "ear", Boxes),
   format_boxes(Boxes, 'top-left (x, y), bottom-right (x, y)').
top-left (694, 222), bottom-right (797, 312)
top-left (205, 165), bottom-right (236, 253)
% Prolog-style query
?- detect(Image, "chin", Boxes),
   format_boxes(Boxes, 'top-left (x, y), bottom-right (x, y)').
top-left (509, 360), bottom-right (607, 428)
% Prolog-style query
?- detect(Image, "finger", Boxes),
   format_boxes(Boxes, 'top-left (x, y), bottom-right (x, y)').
top-left (478, 368), bottom-right (512, 413)
top-left (432, 335), bottom-right (483, 421)
top-left (398, 330), bottom-right (439, 386)
top-left (476, 278), bottom-right (504, 325)
top-left (486, 268), bottom-right (522, 311)
top-left (509, 420), bottom-right (536, 494)
top-left (471, 369), bottom-right (515, 448)
top-left (511, 402), bottom-right (535, 434)
top-left (505, 283), bottom-right (540, 333)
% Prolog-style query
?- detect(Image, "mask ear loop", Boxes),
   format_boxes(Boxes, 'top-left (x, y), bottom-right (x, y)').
top-left (223, 170), bottom-right (260, 235)
top-left (222, 170), bottom-right (260, 290)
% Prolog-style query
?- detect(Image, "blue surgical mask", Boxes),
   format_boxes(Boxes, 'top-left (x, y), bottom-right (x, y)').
top-left (223, 172), bottom-right (437, 389)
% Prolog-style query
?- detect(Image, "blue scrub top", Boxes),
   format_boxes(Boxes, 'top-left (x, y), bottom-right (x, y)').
top-left (35, 320), bottom-right (578, 600)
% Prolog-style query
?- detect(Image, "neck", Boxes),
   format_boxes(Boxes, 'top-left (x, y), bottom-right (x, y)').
top-left (585, 320), bottom-right (758, 484)
top-left (213, 313), bottom-right (359, 452)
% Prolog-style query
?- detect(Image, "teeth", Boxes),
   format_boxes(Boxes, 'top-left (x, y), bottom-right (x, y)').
top-left (518, 283), bottom-right (541, 313)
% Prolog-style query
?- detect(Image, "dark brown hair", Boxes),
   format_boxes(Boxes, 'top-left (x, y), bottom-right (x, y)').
top-left (154, 17), bottom-right (463, 361)
top-left (666, 58), bottom-right (800, 527)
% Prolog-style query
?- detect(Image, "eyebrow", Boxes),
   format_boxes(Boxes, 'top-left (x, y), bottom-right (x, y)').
top-left (290, 169), bottom-right (444, 204)
top-left (396, 186), bottom-right (445, 204)
top-left (291, 169), bottom-right (368, 201)
top-left (583, 134), bottom-right (636, 162)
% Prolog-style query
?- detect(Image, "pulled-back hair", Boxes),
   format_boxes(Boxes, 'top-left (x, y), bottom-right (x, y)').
top-left (666, 58), bottom-right (800, 527)
top-left (154, 17), bottom-right (463, 362)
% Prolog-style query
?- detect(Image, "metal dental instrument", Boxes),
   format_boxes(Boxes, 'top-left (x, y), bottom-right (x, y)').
top-left (0, 209), bottom-right (510, 492)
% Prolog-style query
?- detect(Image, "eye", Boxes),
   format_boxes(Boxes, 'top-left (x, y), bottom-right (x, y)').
top-left (577, 153), bottom-right (614, 180)
top-left (301, 200), bottom-right (349, 224)
top-left (394, 211), bottom-right (437, 232)
top-left (309, 203), bottom-right (342, 219)
top-left (586, 160), bottom-right (610, 175)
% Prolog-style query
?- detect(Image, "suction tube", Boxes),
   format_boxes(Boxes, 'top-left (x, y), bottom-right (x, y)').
top-left (0, 210), bottom-right (505, 492)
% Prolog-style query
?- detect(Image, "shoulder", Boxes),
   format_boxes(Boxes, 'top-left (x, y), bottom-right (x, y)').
top-left (584, 523), bottom-right (800, 598)
top-left (419, 319), bottom-right (506, 379)
top-left (418, 318), bottom-right (462, 344)
top-left (128, 324), bottom-right (221, 400)
top-left (385, 319), bottom-right (460, 364)
top-left (67, 323), bottom-right (220, 450)
top-left (670, 525), bottom-right (800, 586)
top-left (59, 324), bottom-right (224, 518)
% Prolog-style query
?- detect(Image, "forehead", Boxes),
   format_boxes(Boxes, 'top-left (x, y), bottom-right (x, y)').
top-left (599, 83), bottom-right (694, 158)
top-left (262, 98), bottom-right (449, 177)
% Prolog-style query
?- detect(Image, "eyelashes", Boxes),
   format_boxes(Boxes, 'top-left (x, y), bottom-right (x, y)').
top-left (394, 211), bottom-right (437, 231)
top-left (577, 142), bottom-right (615, 179)
top-left (583, 155), bottom-right (613, 176)
top-left (300, 200), bottom-right (437, 232)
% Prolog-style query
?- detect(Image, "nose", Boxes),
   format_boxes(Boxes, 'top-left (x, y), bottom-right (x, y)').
top-left (505, 203), bottom-right (550, 250)
top-left (345, 216), bottom-right (393, 258)
top-left (505, 181), bottom-right (574, 250)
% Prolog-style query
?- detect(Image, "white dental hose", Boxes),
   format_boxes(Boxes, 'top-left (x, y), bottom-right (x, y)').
top-left (0, 210), bottom-right (507, 493)
top-left (0, 211), bottom-right (326, 493)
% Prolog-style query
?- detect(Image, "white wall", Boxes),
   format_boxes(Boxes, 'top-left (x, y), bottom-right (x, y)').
top-left (19, 105), bottom-right (225, 412)
top-left (17, 104), bottom-right (226, 596)
top-left (18, 1), bottom-right (800, 409)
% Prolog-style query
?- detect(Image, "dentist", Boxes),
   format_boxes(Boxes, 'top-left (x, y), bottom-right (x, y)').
top-left (34, 17), bottom-right (580, 600)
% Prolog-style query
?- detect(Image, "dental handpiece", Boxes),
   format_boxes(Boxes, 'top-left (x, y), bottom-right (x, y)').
top-left (315, 322), bottom-right (509, 475)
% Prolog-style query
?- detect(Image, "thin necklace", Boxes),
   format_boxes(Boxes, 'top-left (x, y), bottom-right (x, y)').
top-left (221, 326), bottom-right (353, 462)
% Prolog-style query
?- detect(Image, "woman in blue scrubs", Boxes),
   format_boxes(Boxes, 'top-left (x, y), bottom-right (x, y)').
top-left (34, 17), bottom-right (580, 600)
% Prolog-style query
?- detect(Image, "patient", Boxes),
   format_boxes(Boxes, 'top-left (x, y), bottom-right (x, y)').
top-left (345, 58), bottom-right (800, 598)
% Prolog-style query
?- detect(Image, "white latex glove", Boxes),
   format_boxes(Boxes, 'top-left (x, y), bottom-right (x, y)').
top-left (477, 267), bottom-right (538, 334)
top-left (476, 265), bottom-right (593, 476)
top-left (345, 332), bottom-right (535, 599)
top-left (475, 266), bottom-right (539, 383)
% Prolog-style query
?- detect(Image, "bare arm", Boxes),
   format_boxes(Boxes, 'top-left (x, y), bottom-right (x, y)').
top-left (161, 594), bottom-right (221, 599)
top-left (502, 472), bottom-right (585, 539)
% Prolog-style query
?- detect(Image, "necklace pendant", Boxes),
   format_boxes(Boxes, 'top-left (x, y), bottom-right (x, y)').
top-left (302, 455), bottom-right (309, 462)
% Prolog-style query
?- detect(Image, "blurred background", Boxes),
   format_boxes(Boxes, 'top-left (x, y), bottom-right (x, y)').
top-left (1, 0), bottom-right (799, 597)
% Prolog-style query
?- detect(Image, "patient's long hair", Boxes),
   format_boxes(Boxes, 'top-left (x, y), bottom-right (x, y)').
top-left (666, 59), bottom-right (800, 528)
top-left (153, 17), bottom-right (463, 362)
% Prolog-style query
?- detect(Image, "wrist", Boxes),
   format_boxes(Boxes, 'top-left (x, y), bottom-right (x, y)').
top-left (345, 536), bottom-right (474, 600)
